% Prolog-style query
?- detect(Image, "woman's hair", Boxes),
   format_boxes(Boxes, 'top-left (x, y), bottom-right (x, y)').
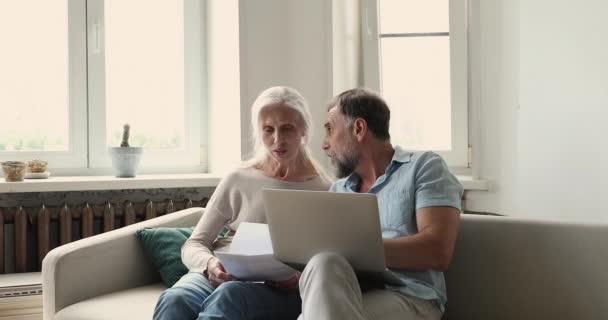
top-left (242, 86), bottom-right (332, 182)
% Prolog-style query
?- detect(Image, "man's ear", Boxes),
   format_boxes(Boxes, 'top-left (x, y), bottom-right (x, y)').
top-left (352, 118), bottom-right (367, 142)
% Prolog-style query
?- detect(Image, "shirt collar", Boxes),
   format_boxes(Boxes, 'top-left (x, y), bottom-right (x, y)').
top-left (342, 173), bottom-right (359, 190)
top-left (391, 145), bottom-right (413, 164)
top-left (341, 145), bottom-right (412, 189)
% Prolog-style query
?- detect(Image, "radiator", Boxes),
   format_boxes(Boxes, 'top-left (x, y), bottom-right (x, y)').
top-left (0, 198), bottom-right (208, 274)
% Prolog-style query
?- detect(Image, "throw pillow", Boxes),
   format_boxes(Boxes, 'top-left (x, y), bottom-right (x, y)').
top-left (136, 227), bottom-right (194, 287)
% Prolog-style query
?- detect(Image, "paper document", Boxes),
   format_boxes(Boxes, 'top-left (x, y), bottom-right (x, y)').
top-left (215, 222), bottom-right (297, 281)
top-left (229, 221), bottom-right (273, 254)
top-left (215, 252), bottom-right (296, 281)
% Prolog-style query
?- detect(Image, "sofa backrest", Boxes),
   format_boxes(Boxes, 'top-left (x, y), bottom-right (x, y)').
top-left (445, 214), bottom-right (608, 320)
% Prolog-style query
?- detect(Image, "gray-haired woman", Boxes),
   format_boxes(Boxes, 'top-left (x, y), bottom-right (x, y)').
top-left (153, 86), bottom-right (332, 320)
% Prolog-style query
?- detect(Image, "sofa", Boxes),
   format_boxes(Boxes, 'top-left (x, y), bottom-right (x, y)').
top-left (42, 207), bottom-right (608, 320)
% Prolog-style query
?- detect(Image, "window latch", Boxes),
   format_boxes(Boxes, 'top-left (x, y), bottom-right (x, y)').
top-left (92, 22), bottom-right (101, 54)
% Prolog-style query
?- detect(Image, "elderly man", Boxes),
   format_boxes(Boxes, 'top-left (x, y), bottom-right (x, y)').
top-left (298, 88), bottom-right (463, 320)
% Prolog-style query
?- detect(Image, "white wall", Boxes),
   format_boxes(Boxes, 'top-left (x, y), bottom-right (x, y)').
top-left (238, 0), bottom-right (333, 166)
top-left (466, 0), bottom-right (608, 221)
top-left (516, 0), bottom-right (608, 220)
top-left (207, 0), bottom-right (242, 175)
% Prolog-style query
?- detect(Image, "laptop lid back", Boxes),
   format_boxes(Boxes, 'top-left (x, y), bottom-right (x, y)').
top-left (263, 189), bottom-right (386, 273)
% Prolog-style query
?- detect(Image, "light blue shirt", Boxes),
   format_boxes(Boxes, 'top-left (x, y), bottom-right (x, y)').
top-left (330, 146), bottom-right (463, 312)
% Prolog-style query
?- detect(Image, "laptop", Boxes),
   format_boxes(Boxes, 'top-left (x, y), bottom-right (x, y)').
top-left (262, 189), bottom-right (404, 286)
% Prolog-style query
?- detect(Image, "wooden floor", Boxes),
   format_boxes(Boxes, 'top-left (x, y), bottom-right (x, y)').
top-left (0, 294), bottom-right (42, 319)
top-left (0, 272), bottom-right (42, 320)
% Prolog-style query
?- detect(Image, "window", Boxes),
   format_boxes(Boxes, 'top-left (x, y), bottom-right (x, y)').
top-left (0, 0), bottom-right (204, 171)
top-left (361, 0), bottom-right (468, 167)
top-left (0, 1), bottom-right (87, 168)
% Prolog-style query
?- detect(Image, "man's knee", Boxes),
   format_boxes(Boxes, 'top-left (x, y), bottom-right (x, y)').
top-left (301, 252), bottom-right (352, 285)
top-left (307, 252), bottom-right (350, 270)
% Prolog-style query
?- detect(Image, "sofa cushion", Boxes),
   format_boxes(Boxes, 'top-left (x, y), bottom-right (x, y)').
top-left (53, 283), bottom-right (166, 320)
top-left (136, 227), bottom-right (194, 287)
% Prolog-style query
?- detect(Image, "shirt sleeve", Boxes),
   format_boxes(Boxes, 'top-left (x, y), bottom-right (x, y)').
top-left (181, 173), bottom-right (236, 274)
top-left (414, 152), bottom-right (464, 211)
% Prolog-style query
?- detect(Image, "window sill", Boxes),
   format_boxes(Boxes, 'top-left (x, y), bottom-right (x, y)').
top-left (0, 173), bottom-right (222, 194)
top-left (457, 175), bottom-right (489, 191)
top-left (0, 174), bottom-right (487, 194)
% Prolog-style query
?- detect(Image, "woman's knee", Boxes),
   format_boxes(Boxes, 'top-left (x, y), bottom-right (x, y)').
top-left (154, 287), bottom-right (201, 320)
top-left (157, 287), bottom-right (190, 308)
top-left (199, 282), bottom-right (253, 319)
top-left (212, 281), bottom-right (251, 302)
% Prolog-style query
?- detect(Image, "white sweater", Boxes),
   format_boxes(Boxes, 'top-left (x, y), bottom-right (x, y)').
top-left (182, 166), bottom-right (331, 274)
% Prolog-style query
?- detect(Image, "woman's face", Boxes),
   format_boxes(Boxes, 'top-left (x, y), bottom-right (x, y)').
top-left (259, 104), bottom-right (306, 164)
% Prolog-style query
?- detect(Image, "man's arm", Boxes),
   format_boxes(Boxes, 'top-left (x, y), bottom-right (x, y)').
top-left (383, 206), bottom-right (460, 272)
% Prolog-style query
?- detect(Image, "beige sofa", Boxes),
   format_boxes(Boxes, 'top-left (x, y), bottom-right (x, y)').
top-left (42, 207), bottom-right (608, 320)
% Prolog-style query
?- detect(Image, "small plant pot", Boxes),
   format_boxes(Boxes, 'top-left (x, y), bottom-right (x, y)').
top-left (109, 147), bottom-right (143, 178)
top-left (2, 161), bottom-right (27, 182)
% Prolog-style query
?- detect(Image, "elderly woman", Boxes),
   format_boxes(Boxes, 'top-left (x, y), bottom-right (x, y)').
top-left (153, 86), bottom-right (332, 320)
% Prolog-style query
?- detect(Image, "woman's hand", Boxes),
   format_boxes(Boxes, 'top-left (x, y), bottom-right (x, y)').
top-left (265, 272), bottom-right (301, 291)
top-left (207, 257), bottom-right (235, 287)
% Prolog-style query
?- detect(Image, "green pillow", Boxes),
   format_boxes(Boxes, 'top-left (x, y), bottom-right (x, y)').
top-left (136, 227), bottom-right (194, 287)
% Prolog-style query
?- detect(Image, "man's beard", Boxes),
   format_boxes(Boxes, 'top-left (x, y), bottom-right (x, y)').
top-left (330, 146), bottom-right (360, 178)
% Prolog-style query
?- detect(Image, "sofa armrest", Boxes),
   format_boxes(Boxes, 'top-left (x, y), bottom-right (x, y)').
top-left (42, 207), bottom-right (204, 320)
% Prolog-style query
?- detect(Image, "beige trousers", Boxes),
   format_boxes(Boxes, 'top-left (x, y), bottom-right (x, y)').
top-left (297, 253), bottom-right (442, 320)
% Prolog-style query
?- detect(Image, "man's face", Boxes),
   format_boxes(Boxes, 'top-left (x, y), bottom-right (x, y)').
top-left (322, 106), bottom-right (361, 178)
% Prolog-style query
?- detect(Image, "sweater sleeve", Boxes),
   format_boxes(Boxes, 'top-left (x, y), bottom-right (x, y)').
top-left (181, 172), bottom-right (237, 274)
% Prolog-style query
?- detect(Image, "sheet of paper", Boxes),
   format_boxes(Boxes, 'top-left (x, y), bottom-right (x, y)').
top-left (215, 222), bottom-right (297, 281)
top-left (215, 252), bottom-right (296, 281)
top-left (229, 222), bottom-right (273, 255)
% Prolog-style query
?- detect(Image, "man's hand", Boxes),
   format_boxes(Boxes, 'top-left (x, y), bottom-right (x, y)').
top-left (265, 272), bottom-right (301, 291)
top-left (207, 257), bottom-right (235, 287)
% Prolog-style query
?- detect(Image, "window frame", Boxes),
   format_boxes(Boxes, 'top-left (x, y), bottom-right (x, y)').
top-left (360, 0), bottom-right (469, 168)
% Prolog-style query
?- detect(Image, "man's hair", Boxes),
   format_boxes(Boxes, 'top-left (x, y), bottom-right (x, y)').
top-left (328, 88), bottom-right (391, 141)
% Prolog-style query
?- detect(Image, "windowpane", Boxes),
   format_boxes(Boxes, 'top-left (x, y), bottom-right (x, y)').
top-left (380, 37), bottom-right (451, 150)
top-left (378, 0), bottom-right (448, 34)
top-left (104, 0), bottom-right (185, 149)
top-left (0, 1), bottom-right (69, 151)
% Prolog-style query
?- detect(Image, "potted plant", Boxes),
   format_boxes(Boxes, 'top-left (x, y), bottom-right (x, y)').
top-left (108, 124), bottom-right (143, 177)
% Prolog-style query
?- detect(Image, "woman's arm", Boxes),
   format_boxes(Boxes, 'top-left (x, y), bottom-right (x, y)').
top-left (182, 171), bottom-right (240, 275)
top-left (181, 206), bottom-right (230, 274)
